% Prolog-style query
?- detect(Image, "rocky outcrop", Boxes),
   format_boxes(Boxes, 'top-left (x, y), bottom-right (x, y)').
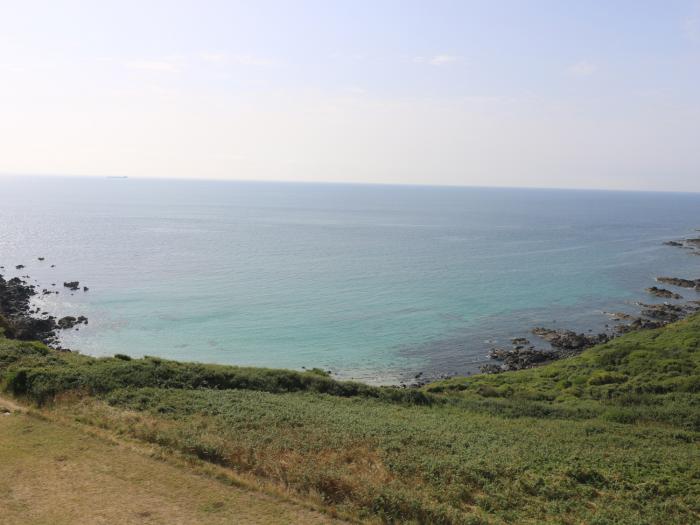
top-left (1, 272), bottom-right (85, 349)
top-left (646, 286), bottom-right (682, 299)
top-left (57, 315), bottom-right (88, 329)
top-left (531, 328), bottom-right (609, 350)
top-left (483, 329), bottom-right (609, 373)
top-left (63, 281), bottom-right (80, 291)
top-left (614, 317), bottom-right (666, 334)
top-left (484, 346), bottom-right (558, 372)
top-left (656, 276), bottom-right (699, 288)
top-left (483, 235), bottom-right (700, 375)
top-left (637, 302), bottom-right (696, 322)
top-left (0, 274), bottom-right (58, 345)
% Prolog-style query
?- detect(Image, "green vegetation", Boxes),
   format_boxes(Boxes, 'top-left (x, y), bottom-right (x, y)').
top-left (0, 340), bottom-right (431, 406)
top-left (1, 315), bottom-right (699, 524)
top-left (427, 314), bottom-right (700, 431)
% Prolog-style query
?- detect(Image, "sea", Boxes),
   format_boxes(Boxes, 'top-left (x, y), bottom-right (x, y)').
top-left (1, 176), bottom-right (699, 384)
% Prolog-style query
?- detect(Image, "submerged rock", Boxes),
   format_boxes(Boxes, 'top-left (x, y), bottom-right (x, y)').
top-left (646, 286), bottom-right (682, 300)
top-left (510, 337), bottom-right (530, 346)
top-left (604, 311), bottom-right (636, 321)
top-left (663, 241), bottom-right (684, 247)
top-left (63, 281), bottom-right (80, 291)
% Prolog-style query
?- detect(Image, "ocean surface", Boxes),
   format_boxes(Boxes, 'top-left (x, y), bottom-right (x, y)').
top-left (1, 177), bottom-right (699, 384)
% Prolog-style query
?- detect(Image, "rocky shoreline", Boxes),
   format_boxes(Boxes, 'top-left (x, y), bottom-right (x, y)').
top-left (0, 263), bottom-right (89, 351)
top-left (479, 233), bottom-right (700, 374)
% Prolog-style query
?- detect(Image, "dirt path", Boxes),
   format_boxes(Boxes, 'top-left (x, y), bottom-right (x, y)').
top-left (0, 395), bottom-right (24, 413)
top-left (0, 401), bottom-right (345, 525)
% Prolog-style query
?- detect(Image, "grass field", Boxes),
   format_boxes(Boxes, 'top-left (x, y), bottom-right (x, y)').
top-left (0, 399), bottom-right (341, 525)
top-left (1, 314), bottom-right (699, 524)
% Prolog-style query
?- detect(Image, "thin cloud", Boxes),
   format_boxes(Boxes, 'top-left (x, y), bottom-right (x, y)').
top-left (200, 53), bottom-right (228, 64)
top-left (429, 54), bottom-right (459, 66)
top-left (567, 61), bottom-right (597, 77)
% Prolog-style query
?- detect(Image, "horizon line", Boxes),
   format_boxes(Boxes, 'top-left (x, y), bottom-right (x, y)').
top-left (1, 172), bottom-right (699, 196)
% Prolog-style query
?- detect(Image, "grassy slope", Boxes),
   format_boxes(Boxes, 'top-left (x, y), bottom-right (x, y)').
top-left (427, 313), bottom-right (700, 430)
top-left (1, 315), bottom-right (699, 524)
top-left (0, 403), bottom-right (340, 525)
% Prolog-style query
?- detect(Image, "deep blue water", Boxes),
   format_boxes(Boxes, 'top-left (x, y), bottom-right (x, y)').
top-left (1, 177), bottom-right (698, 383)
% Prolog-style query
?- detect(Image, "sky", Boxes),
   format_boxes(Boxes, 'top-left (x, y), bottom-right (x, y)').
top-left (1, 0), bottom-right (699, 191)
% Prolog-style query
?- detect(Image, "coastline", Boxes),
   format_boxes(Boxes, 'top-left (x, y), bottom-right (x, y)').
top-left (1, 231), bottom-right (698, 386)
top-left (1, 238), bottom-right (699, 524)
top-left (3, 179), bottom-right (700, 385)
top-left (1, 310), bottom-right (698, 524)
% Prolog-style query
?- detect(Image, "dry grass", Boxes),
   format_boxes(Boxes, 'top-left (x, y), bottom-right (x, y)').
top-left (0, 402), bottom-right (344, 525)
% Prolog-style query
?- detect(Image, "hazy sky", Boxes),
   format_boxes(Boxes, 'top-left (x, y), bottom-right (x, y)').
top-left (1, 1), bottom-right (699, 191)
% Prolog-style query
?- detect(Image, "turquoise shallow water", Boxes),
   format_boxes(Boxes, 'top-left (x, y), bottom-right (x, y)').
top-left (1, 177), bottom-right (699, 383)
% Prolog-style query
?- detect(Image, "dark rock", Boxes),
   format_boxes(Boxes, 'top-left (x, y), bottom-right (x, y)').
top-left (15, 265), bottom-right (24, 270)
top-left (63, 281), bottom-right (80, 291)
top-left (646, 286), bottom-right (682, 300)
top-left (57, 316), bottom-right (78, 329)
top-left (531, 327), bottom-right (609, 350)
top-left (656, 276), bottom-right (698, 288)
top-left (57, 315), bottom-right (88, 329)
top-left (637, 302), bottom-right (689, 322)
top-left (83, 286), bottom-right (89, 292)
top-left (38, 257), bottom-right (45, 261)
top-left (485, 345), bottom-right (559, 372)
top-left (663, 241), bottom-right (684, 247)
top-left (615, 317), bottom-right (666, 334)
top-left (0, 272), bottom-right (83, 349)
